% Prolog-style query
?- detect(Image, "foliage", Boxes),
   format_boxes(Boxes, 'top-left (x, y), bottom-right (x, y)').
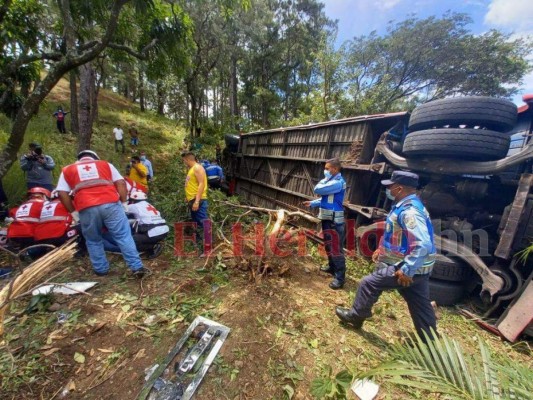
top-left (339, 13), bottom-right (533, 115)
top-left (310, 365), bottom-right (353, 399)
top-left (357, 331), bottom-right (533, 400)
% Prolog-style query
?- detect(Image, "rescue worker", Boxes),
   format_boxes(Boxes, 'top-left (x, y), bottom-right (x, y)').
top-left (34, 191), bottom-right (77, 247)
top-left (103, 190), bottom-right (168, 257)
top-left (125, 176), bottom-right (148, 197)
top-left (56, 150), bottom-right (146, 278)
top-left (181, 151), bottom-right (209, 254)
top-left (205, 159), bottom-right (224, 190)
top-left (335, 171), bottom-right (438, 341)
top-left (7, 187), bottom-right (50, 249)
top-left (303, 158), bottom-right (347, 289)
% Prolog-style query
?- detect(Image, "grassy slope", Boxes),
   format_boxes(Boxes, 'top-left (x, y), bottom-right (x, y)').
top-left (1, 80), bottom-right (532, 400)
top-left (0, 77), bottom-right (184, 205)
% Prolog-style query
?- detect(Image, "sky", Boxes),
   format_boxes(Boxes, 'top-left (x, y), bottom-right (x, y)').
top-left (323, 0), bottom-right (533, 104)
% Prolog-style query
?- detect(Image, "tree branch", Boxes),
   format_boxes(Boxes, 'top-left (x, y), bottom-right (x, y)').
top-left (107, 38), bottom-right (158, 60)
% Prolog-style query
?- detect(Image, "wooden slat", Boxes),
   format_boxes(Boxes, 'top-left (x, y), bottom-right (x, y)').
top-left (495, 173), bottom-right (533, 259)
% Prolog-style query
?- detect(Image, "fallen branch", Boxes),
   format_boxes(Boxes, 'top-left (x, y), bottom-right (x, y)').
top-left (0, 239), bottom-right (78, 336)
top-left (217, 200), bottom-right (320, 225)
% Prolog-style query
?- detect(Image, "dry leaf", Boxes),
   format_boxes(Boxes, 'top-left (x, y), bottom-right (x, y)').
top-left (90, 348), bottom-right (95, 356)
top-left (133, 348), bottom-right (146, 361)
top-left (67, 380), bottom-right (76, 391)
top-left (43, 347), bottom-right (60, 356)
top-left (98, 348), bottom-right (114, 353)
top-left (74, 352), bottom-right (85, 364)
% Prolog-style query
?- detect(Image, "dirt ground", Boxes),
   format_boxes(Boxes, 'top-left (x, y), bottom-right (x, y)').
top-left (2, 245), bottom-right (532, 400)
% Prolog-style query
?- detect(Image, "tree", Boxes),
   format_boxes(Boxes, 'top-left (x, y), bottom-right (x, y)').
top-left (340, 13), bottom-right (533, 116)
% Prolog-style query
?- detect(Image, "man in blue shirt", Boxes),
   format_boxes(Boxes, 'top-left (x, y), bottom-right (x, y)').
top-left (336, 171), bottom-right (438, 341)
top-left (205, 159), bottom-right (225, 189)
top-left (140, 151), bottom-right (153, 181)
top-left (303, 158), bottom-right (347, 289)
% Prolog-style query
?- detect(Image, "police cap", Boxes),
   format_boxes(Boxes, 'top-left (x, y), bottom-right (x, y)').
top-left (381, 171), bottom-right (419, 188)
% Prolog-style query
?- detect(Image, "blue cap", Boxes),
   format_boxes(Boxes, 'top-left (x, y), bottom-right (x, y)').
top-left (381, 171), bottom-right (419, 187)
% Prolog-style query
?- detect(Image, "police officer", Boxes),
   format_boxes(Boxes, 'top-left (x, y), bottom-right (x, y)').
top-left (303, 158), bottom-right (347, 290)
top-left (336, 171), bottom-right (438, 341)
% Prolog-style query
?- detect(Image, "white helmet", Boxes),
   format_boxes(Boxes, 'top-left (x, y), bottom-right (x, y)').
top-left (130, 189), bottom-right (147, 201)
top-left (77, 150), bottom-right (100, 160)
top-left (51, 190), bottom-right (59, 199)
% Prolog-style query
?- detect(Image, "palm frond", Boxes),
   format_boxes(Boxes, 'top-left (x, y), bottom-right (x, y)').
top-left (356, 331), bottom-right (532, 400)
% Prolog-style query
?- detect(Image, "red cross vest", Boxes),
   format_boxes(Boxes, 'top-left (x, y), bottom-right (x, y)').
top-left (34, 199), bottom-right (73, 241)
top-left (62, 159), bottom-right (119, 211)
top-left (7, 199), bottom-right (45, 238)
top-left (124, 177), bottom-right (148, 197)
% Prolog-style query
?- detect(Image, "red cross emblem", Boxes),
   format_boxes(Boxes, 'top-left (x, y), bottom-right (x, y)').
top-left (21, 205), bottom-right (28, 210)
top-left (146, 205), bottom-right (158, 215)
top-left (83, 165), bottom-right (92, 171)
top-left (46, 205), bottom-right (53, 210)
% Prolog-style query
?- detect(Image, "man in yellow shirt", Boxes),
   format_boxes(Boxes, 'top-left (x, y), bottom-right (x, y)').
top-left (129, 156), bottom-right (148, 187)
top-left (181, 152), bottom-right (209, 254)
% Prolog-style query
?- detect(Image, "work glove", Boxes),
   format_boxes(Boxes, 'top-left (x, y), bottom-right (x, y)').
top-left (122, 202), bottom-right (129, 213)
top-left (71, 211), bottom-right (80, 224)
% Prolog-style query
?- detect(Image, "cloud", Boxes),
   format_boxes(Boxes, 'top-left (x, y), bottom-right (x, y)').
top-left (378, 0), bottom-right (403, 10)
top-left (485, 0), bottom-right (532, 30)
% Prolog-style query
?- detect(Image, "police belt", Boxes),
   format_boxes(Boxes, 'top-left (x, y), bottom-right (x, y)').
top-left (318, 208), bottom-right (344, 223)
top-left (385, 261), bottom-right (433, 276)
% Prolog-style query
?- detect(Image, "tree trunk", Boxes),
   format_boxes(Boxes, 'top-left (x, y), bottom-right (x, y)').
top-left (78, 63), bottom-right (93, 152)
top-left (69, 70), bottom-right (79, 134)
top-left (139, 69), bottom-right (145, 112)
top-left (230, 56), bottom-right (239, 130)
top-left (90, 66), bottom-right (98, 125)
top-left (156, 80), bottom-right (165, 116)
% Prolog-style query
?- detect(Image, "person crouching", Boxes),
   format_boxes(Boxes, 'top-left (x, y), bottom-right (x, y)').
top-left (34, 190), bottom-right (78, 248)
top-left (6, 187), bottom-right (50, 250)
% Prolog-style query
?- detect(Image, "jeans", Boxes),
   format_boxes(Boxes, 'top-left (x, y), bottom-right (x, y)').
top-left (351, 264), bottom-right (437, 340)
top-left (79, 202), bottom-right (143, 274)
top-left (190, 199), bottom-right (209, 252)
top-left (322, 219), bottom-right (346, 284)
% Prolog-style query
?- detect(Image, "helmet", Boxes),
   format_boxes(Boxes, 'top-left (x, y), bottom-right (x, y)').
top-left (130, 189), bottom-right (147, 201)
top-left (77, 150), bottom-right (100, 160)
top-left (50, 190), bottom-right (59, 199)
top-left (28, 187), bottom-right (51, 198)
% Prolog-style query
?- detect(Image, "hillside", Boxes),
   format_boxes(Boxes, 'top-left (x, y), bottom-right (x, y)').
top-left (1, 83), bottom-right (532, 400)
top-left (0, 77), bottom-right (184, 205)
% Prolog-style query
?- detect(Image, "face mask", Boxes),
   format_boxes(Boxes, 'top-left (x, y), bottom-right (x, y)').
top-left (324, 169), bottom-right (332, 178)
top-left (386, 188), bottom-right (395, 201)
top-left (140, 156), bottom-right (146, 161)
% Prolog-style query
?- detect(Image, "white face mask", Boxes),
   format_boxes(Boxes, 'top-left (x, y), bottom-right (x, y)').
top-left (386, 188), bottom-right (395, 201)
top-left (324, 169), bottom-right (332, 178)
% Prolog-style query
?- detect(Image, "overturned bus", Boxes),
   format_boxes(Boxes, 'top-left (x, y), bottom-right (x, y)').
top-left (226, 95), bottom-right (533, 341)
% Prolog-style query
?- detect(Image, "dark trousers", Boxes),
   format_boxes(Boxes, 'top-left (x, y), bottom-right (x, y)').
top-left (115, 139), bottom-right (125, 153)
top-left (351, 264), bottom-right (437, 340)
top-left (189, 199), bottom-right (209, 253)
top-left (57, 120), bottom-right (66, 133)
top-left (322, 219), bottom-right (346, 284)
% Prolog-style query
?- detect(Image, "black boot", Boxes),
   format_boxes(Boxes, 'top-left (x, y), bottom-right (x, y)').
top-left (335, 307), bottom-right (365, 328)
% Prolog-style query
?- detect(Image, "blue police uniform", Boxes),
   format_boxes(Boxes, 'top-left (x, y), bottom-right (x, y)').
top-left (310, 172), bottom-right (347, 286)
top-left (205, 164), bottom-right (224, 189)
top-left (337, 171), bottom-right (438, 340)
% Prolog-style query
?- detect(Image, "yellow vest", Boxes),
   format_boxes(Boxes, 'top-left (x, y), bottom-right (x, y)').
top-left (185, 164), bottom-right (208, 201)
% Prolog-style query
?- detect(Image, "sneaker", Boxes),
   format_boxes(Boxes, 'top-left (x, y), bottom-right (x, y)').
top-left (94, 270), bottom-right (108, 277)
top-left (133, 267), bottom-right (150, 279)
